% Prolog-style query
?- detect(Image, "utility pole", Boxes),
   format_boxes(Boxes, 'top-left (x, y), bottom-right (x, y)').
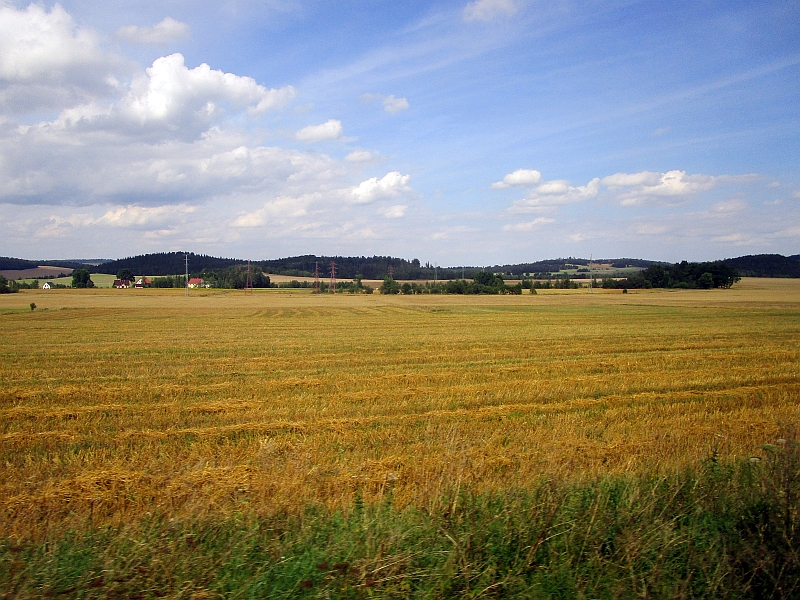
top-left (185, 253), bottom-right (189, 297)
top-left (314, 261), bottom-right (320, 294)
top-left (244, 260), bottom-right (253, 293)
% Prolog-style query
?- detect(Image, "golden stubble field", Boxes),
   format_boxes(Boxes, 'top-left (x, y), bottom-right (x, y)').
top-left (1, 278), bottom-right (799, 540)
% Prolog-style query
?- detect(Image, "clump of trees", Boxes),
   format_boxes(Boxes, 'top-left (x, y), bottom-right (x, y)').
top-left (116, 268), bottom-right (134, 281)
top-left (602, 261), bottom-right (740, 290)
top-left (0, 274), bottom-right (16, 294)
top-left (151, 275), bottom-right (186, 288)
top-left (528, 277), bottom-right (580, 290)
top-left (335, 275), bottom-right (373, 294)
top-left (197, 266), bottom-right (270, 289)
top-left (151, 267), bottom-right (271, 290)
top-left (0, 276), bottom-right (42, 292)
top-left (71, 268), bottom-right (95, 288)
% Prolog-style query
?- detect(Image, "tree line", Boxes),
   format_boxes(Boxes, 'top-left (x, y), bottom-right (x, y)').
top-left (601, 261), bottom-right (740, 289)
top-left (379, 271), bottom-right (525, 295)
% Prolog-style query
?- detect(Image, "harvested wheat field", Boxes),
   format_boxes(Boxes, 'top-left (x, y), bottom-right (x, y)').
top-left (2, 278), bottom-right (799, 597)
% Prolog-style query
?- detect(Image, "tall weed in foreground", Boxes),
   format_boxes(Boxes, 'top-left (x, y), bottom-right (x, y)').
top-left (2, 434), bottom-right (798, 599)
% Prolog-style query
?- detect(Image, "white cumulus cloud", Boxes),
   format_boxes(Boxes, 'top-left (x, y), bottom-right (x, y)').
top-left (492, 169), bottom-right (542, 189)
top-left (96, 204), bottom-right (195, 227)
top-left (362, 93), bottom-right (410, 114)
top-left (117, 18), bottom-right (190, 45)
top-left (463, 0), bottom-right (518, 22)
top-left (52, 53), bottom-right (294, 141)
top-left (600, 171), bottom-right (662, 187)
top-left (351, 171), bottom-right (410, 204)
top-left (508, 177), bottom-right (600, 213)
top-left (0, 4), bottom-right (126, 113)
top-left (295, 119), bottom-right (343, 143)
top-left (232, 194), bottom-right (316, 227)
top-left (604, 170), bottom-right (757, 206)
top-left (383, 95), bottom-right (409, 113)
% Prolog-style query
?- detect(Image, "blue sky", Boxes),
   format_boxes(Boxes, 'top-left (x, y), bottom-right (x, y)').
top-left (1, 0), bottom-right (798, 264)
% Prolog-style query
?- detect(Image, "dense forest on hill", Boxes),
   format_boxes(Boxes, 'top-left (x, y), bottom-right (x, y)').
top-left (95, 253), bottom-right (243, 276)
top-left (721, 254), bottom-right (800, 278)
top-left (0, 257), bottom-right (90, 271)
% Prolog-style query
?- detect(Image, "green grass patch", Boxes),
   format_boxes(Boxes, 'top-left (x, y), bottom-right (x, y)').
top-left (4, 442), bottom-right (799, 599)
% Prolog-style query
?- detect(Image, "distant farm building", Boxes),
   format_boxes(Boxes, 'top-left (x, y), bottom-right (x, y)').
top-left (113, 279), bottom-right (132, 289)
top-left (135, 277), bottom-right (151, 288)
top-left (42, 282), bottom-right (51, 290)
top-left (188, 278), bottom-right (207, 288)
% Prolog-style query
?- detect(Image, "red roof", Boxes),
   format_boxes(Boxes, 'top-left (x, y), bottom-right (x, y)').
top-left (188, 278), bottom-right (203, 285)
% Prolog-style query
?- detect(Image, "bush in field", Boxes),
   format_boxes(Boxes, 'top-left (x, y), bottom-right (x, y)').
top-left (380, 277), bottom-right (400, 294)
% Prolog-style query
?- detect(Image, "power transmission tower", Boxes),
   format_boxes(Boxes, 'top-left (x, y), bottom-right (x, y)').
top-left (244, 260), bottom-right (253, 293)
top-left (329, 261), bottom-right (337, 294)
top-left (185, 253), bottom-right (189, 296)
top-left (314, 261), bottom-right (320, 294)
top-left (388, 265), bottom-right (394, 279)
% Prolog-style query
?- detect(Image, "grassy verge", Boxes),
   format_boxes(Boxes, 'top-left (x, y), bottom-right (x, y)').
top-left (3, 438), bottom-right (798, 599)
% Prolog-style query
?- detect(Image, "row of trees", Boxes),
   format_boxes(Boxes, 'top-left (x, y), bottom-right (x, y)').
top-left (379, 272), bottom-right (525, 295)
top-left (602, 261), bottom-right (740, 289)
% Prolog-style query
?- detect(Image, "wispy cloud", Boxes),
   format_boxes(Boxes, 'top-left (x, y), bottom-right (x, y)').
top-left (117, 18), bottom-right (190, 45)
top-left (503, 217), bottom-right (554, 231)
top-left (463, 0), bottom-right (518, 22)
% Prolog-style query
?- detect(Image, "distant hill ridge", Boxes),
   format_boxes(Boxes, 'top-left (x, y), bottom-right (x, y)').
top-left (92, 253), bottom-right (669, 280)
top-left (0, 257), bottom-right (104, 271)
top-left (4, 252), bottom-right (800, 279)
